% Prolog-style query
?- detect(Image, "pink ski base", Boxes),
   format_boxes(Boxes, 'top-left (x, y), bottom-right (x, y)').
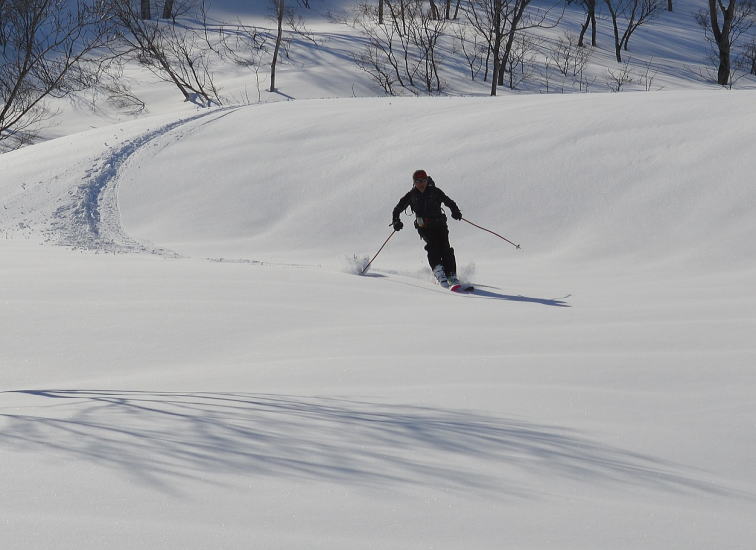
top-left (450, 284), bottom-right (474, 293)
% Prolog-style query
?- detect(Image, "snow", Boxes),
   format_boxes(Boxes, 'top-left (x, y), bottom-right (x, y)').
top-left (2, 1), bottom-right (756, 548)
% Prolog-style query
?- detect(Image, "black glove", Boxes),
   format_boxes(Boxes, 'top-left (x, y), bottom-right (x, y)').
top-left (451, 209), bottom-right (462, 221)
top-left (392, 219), bottom-right (403, 231)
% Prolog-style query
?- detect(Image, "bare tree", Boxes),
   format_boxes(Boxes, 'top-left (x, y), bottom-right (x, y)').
top-left (503, 32), bottom-right (536, 88)
top-left (243, 0), bottom-right (307, 95)
top-left (501, 2), bottom-right (562, 87)
top-left (603, 0), bottom-right (659, 62)
top-left (412, 1), bottom-right (448, 91)
top-left (606, 57), bottom-right (633, 90)
top-left (383, 0), bottom-right (425, 89)
top-left (0, 0), bottom-right (112, 148)
top-left (639, 56), bottom-right (659, 90)
top-left (217, 22), bottom-right (270, 102)
top-left (351, 3), bottom-right (406, 94)
top-left (452, 23), bottom-right (486, 80)
top-left (496, 0), bottom-right (529, 87)
top-left (549, 31), bottom-right (592, 77)
top-left (111, 0), bottom-right (221, 105)
top-left (696, 0), bottom-right (755, 85)
top-left (465, 0), bottom-right (561, 94)
top-left (354, 41), bottom-right (401, 94)
top-left (464, 0), bottom-right (510, 95)
top-left (350, 0), bottom-right (447, 95)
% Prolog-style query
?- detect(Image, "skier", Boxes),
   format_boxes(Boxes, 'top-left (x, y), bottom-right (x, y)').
top-left (392, 169), bottom-right (462, 288)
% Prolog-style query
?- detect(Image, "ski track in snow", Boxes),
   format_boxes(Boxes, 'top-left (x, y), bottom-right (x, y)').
top-left (47, 107), bottom-right (240, 255)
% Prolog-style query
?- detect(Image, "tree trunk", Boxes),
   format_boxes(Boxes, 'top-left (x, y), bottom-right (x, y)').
top-left (428, 0), bottom-right (439, 19)
top-left (579, 13), bottom-right (590, 47)
top-left (489, 0), bottom-right (503, 95)
top-left (578, 1), bottom-right (597, 47)
top-left (498, 26), bottom-right (517, 85)
top-left (614, 35), bottom-right (622, 62)
top-left (498, 0), bottom-right (528, 85)
top-left (716, 39), bottom-right (731, 85)
top-left (141, 0), bottom-right (151, 20)
top-left (453, 0), bottom-right (462, 19)
top-left (667, 0), bottom-right (672, 11)
top-left (483, 44), bottom-right (491, 82)
top-left (490, 54), bottom-right (500, 95)
top-left (708, 0), bottom-right (737, 85)
top-left (162, 0), bottom-right (175, 19)
top-left (270, 0), bottom-right (284, 92)
top-left (604, 1), bottom-right (622, 62)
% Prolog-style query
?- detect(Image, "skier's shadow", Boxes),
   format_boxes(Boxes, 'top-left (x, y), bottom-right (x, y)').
top-left (360, 274), bottom-right (570, 306)
top-left (470, 287), bottom-right (571, 307)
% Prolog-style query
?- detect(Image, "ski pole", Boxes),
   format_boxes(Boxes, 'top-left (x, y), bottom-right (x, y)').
top-left (461, 217), bottom-right (521, 250)
top-left (361, 229), bottom-right (396, 274)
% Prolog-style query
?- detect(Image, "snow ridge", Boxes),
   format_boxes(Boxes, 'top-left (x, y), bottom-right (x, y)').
top-left (47, 107), bottom-right (237, 254)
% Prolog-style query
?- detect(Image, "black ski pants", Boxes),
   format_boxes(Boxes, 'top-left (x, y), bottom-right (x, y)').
top-left (416, 222), bottom-right (457, 275)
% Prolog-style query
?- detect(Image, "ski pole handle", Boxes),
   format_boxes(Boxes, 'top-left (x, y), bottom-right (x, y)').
top-left (461, 217), bottom-right (521, 250)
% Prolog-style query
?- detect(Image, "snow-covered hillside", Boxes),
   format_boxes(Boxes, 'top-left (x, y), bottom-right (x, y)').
top-left (8, 0), bottom-right (754, 147)
top-left (2, 0), bottom-right (756, 546)
top-left (2, 88), bottom-right (756, 549)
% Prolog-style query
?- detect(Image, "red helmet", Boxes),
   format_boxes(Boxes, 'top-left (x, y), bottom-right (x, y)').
top-left (412, 169), bottom-right (428, 181)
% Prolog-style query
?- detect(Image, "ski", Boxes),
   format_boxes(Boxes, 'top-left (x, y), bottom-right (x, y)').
top-left (450, 284), bottom-right (474, 293)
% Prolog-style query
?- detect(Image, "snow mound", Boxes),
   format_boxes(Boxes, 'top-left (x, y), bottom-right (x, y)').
top-left (107, 92), bottom-right (756, 271)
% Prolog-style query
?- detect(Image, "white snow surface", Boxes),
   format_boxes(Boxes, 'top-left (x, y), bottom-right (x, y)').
top-left (2, 89), bottom-right (756, 550)
top-left (2, 1), bottom-right (756, 547)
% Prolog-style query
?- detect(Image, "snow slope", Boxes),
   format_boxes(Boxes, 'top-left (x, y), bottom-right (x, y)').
top-left (2, 90), bottom-right (756, 549)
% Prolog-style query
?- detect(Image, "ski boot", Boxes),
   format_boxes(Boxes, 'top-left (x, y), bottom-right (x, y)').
top-left (432, 264), bottom-right (449, 288)
top-left (447, 273), bottom-right (463, 292)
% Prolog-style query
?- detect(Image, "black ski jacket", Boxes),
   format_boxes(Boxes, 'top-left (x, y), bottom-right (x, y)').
top-left (392, 179), bottom-right (461, 225)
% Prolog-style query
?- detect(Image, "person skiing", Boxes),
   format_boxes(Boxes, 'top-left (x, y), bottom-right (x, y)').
top-left (392, 169), bottom-right (462, 288)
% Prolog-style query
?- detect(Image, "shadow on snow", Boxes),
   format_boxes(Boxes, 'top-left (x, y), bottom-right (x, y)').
top-left (0, 389), bottom-right (736, 498)
top-left (469, 287), bottom-right (571, 306)
top-left (362, 273), bottom-right (571, 306)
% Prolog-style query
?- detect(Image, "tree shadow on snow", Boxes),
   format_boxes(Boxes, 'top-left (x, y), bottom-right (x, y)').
top-left (0, 390), bottom-right (737, 498)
